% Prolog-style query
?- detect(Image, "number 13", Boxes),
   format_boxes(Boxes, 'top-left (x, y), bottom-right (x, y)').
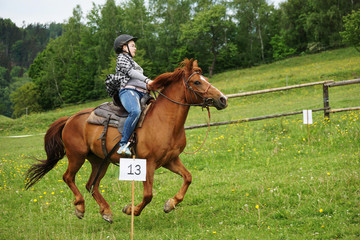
top-left (128, 164), bottom-right (141, 175)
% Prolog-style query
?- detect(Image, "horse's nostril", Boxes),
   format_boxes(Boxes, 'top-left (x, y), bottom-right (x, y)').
top-left (220, 96), bottom-right (227, 105)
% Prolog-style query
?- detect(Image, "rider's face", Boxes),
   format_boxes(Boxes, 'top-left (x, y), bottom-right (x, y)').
top-left (123, 40), bottom-right (136, 57)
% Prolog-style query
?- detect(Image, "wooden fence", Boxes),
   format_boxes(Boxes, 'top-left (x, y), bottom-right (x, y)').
top-left (185, 78), bottom-right (360, 130)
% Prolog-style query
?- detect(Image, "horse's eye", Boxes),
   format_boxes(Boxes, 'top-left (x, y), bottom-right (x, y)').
top-left (194, 81), bottom-right (201, 85)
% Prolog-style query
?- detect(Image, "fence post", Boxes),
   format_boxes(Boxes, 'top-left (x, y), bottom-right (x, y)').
top-left (323, 84), bottom-right (330, 119)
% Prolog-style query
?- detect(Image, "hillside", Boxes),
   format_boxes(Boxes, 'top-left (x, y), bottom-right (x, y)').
top-left (0, 47), bottom-right (359, 135)
top-left (0, 47), bottom-right (359, 239)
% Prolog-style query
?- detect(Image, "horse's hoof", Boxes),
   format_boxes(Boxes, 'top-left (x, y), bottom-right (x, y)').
top-left (102, 214), bottom-right (113, 224)
top-left (164, 199), bottom-right (175, 213)
top-left (75, 208), bottom-right (84, 219)
top-left (122, 205), bottom-right (131, 215)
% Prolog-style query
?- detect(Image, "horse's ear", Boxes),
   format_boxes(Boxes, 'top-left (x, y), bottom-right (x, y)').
top-left (184, 58), bottom-right (194, 73)
top-left (193, 60), bottom-right (202, 73)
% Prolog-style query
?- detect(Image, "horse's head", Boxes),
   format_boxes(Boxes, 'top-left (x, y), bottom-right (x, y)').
top-left (182, 59), bottom-right (228, 110)
top-left (149, 59), bottom-right (228, 110)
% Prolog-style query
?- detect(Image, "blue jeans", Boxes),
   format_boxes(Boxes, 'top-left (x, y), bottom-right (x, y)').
top-left (119, 89), bottom-right (146, 145)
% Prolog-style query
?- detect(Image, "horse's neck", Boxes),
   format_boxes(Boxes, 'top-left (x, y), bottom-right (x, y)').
top-left (152, 81), bottom-right (190, 133)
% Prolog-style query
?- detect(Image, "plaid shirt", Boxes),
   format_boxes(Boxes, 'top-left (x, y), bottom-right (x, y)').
top-left (105, 53), bottom-right (135, 97)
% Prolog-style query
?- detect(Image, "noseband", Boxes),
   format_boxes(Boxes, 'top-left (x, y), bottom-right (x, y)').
top-left (155, 72), bottom-right (214, 108)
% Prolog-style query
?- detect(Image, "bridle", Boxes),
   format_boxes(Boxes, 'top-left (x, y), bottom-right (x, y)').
top-left (154, 72), bottom-right (214, 108)
top-left (154, 71), bottom-right (213, 155)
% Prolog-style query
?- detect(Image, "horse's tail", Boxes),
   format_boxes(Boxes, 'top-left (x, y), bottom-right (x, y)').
top-left (25, 116), bottom-right (69, 189)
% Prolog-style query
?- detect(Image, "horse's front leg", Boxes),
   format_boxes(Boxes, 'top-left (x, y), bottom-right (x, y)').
top-left (122, 163), bottom-right (155, 216)
top-left (162, 156), bottom-right (192, 213)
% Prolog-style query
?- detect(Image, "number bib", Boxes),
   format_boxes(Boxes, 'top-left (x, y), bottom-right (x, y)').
top-left (119, 158), bottom-right (147, 181)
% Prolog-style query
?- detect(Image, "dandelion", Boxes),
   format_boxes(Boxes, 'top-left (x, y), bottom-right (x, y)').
top-left (245, 193), bottom-right (249, 196)
top-left (321, 225), bottom-right (325, 228)
top-left (319, 209), bottom-right (323, 213)
top-left (51, 192), bottom-right (55, 195)
top-left (327, 172), bottom-right (331, 176)
top-left (33, 199), bottom-right (37, 202)
top-left (213, 231), bottom-right (216, 234)
top-left (255, 205), bottom-right (259, 209)
top-left (231, 189), bottom-right (235, 192)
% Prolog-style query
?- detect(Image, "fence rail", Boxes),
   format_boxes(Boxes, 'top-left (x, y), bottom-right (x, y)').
top-left (325, 78), bottom-right (360, 87)
top-left (226, 80), bottom-right (334, 98)
top-left (186, 78), bottom-right (360, 130)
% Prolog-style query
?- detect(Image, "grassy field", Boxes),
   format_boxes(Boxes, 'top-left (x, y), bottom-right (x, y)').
top-left (0, 47), bottom-right (360, 239)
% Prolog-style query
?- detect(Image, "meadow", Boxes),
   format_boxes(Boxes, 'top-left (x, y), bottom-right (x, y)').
top-left (0, 47), bottom-right (359, 239)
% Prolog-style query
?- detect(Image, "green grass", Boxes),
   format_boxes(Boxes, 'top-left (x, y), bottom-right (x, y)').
top-left (0, 48), bottom-right (360, 239)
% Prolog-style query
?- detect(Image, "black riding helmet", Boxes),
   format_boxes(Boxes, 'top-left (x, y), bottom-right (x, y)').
top-left (114, 34), bottom-right (138, 55)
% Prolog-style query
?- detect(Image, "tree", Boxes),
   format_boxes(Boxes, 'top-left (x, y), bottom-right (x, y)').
top-left (270, 34), bottom-right (296, 60)
top-left (231, 0), bottom-right (278, 66)
top-left (279, 0), bottom-right (310, 53)
top-left (58, 6), bottom-right (90, 103)
top-left (150, 0), bottom-right (193, 73)
top-left (0, 66), bottom-right (11, 116)
top-left (180, 4), bottom-right (229, 77)
top-left (341, 9), bottom-right (360, 52)
top-left (121, 0), bottom-right (156, 76)
top-left (0, 18), bottom-right (22, 67)
top-left (29, 40), bottom-right (64, 110)
top-left (95, 0), bottom-right (121, 69)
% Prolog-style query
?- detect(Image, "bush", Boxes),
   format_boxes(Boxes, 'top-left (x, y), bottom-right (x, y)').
top-left (10, 82), bottom-right (42, 118)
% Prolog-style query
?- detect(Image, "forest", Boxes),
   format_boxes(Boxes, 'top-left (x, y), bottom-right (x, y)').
top-left (1, 0), bottom-right (359, 118)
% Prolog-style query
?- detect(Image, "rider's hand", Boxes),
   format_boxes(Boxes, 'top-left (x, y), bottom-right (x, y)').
top-left (146, 79), bottom-right (154, 91)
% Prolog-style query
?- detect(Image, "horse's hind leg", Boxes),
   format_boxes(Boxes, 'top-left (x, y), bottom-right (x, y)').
top-left (163, 156), bottom-right (192, 213)
top-left (62, 152), bottom-right (86, 219)
top-left (86, 155), bottom-right (113, 223)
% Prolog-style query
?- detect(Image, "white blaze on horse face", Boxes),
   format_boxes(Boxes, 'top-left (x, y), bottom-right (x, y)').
top-left (199, 75), bottom-right (221, 93)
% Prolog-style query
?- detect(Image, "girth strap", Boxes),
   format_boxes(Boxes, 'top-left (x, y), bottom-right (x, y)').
top-left (99, 114), bottom-right (111, 157)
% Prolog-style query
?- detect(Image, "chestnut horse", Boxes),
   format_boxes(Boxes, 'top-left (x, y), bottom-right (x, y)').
top-left (25, 59), bottom-right (228, 223)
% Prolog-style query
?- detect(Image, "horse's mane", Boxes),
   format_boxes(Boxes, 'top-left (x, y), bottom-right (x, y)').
top-left (150, 58), bottom-right (202, 91)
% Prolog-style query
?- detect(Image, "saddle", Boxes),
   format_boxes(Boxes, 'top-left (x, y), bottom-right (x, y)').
top-left (87, 93), bottom-right (154, 133)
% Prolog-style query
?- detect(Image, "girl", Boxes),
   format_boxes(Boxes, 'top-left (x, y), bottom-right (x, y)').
top-left (110, 34), bottom-right (153, 156)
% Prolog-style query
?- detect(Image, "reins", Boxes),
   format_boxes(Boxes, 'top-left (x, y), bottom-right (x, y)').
top-left (183, 106), bottom-right (211, 155)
